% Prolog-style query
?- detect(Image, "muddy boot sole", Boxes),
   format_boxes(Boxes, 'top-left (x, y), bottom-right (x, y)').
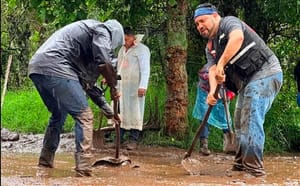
top-left (38, 163), bottom-right (53, 168)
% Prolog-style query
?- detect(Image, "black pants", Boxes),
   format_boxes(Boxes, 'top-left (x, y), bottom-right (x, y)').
top-left (120, 128), bottom-right (140, 143)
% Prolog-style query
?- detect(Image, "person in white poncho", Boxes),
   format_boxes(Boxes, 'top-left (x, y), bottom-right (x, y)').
top-left (117, 27), bottom-right (151, 150)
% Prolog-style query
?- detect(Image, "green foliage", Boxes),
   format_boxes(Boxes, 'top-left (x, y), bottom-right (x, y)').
top-left (144, 67), bottom-right (167, 123)
top-left (264, 88), bottom-right (300, 152)
top-left (168, 0), bottom-right (177, 7)
top-left (1, 89), bottom-right (72, 133)
top-left (263, 34), bottom-right (300, 152)
top-left (142, 130), bottom-right (186, 148)
top-left (0, 88), bottom-right (106, 133)
top-left (1, 0), bottom-right (32, 87)
top-left (30, 0), bottom-right (88, 27)
top-left (261, 0), bottom-right (299, 24)
top-left (141, 125), bottom-right (224, 151)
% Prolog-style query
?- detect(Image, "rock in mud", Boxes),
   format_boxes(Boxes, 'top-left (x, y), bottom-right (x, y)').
top-left (1, 128), bottom-right (19, 141)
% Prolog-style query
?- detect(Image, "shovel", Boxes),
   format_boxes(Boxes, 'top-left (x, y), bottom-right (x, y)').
top-left (221, 85), bottom-right (235, 144)
top-left (181, 84), bottom-right (221, 174)
top-left (92, 98), bottom-right (131, 166)
top-left (92, 83), bottom-right (114, 149)
top-left (221, 85), bottom-right (236, 154)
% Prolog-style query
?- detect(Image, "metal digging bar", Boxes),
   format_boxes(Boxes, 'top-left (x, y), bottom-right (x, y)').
top-left (114, 98), bottom-right (120, 159)
top-left (183, 84), bottom-right (221, 159)
top-left (92, 97), bottom-right (131, 166)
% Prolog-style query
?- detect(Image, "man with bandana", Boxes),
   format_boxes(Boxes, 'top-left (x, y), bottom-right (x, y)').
top-left (193, 3), bottom-right (282, 177)
top-left (28, 19), bottom-right (124, 177)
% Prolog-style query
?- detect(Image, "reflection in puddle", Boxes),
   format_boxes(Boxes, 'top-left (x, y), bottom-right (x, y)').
top-left (1, 147), bottom-right (300, 185)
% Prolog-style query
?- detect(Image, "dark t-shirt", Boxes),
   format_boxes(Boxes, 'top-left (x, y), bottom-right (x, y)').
top-left (214, 16), bottom-right (282, 81)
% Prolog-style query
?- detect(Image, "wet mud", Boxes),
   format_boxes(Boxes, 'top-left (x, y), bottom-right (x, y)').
top-left (1, 132), bottom-right (300, 185)
top-left (1, 147), bottom-right (299, 185)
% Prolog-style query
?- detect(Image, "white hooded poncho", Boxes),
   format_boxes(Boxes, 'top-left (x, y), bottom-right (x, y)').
top-left (117, 36), bottom-right (151, 130)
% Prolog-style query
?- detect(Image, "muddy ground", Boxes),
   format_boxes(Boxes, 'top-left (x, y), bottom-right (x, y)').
top-left (1, 131), bottom-right (300, 186)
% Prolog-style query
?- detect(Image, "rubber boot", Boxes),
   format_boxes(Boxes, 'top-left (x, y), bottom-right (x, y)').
top-left (223, 132), bottom-right (237, 154)
top-left (74, 152), bottom-right (93, 177)
top-left (38, 149), bottom-right (55, 168)
top-left (199, 138), bottom-right (210, 156)
top-left (126, 129), bottom-right (139, 150)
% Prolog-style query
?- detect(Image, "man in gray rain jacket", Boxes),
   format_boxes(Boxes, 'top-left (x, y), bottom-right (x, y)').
top-left (28, 19), bottom-right (124, 177)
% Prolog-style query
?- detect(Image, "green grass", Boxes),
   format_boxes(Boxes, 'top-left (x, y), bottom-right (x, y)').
top-left (1, 89), bottom-right (74, 133)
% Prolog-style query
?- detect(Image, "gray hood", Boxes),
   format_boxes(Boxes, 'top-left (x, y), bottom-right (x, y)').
top-left (103, 19), bottom-right (125, 49)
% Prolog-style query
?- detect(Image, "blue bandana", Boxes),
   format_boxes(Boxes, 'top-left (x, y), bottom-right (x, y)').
top-left (194, 7), bottom-right (217, 19)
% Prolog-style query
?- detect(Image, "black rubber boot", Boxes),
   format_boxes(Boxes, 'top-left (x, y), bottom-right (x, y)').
top-left (38, 149), bottom-right (55, 168)
top-left (74, 152), bottom-right (93, 177)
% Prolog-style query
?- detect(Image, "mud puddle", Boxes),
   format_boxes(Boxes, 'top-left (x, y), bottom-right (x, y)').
top-left (1, 145), bottom-right (300, 186)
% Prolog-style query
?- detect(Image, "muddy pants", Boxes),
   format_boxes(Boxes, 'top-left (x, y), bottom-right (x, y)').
top-left (234, 72), bottom-right (282, 176)
top-left (30, 74), bottom-right (93, 172)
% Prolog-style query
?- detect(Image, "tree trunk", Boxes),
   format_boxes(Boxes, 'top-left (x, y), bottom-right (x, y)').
top-left (164, 0), bottom-right (188, 139)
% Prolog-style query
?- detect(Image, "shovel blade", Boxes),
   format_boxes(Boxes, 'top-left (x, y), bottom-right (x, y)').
top-left (181, 157), bottom-right (206, 175)
top-left (92, 155), bottom-right (131, 167)
top-left (92, 130), bottom-right (105, 149)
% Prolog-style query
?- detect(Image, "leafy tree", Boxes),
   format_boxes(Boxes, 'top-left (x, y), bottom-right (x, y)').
top-left (1, 0), bottom-right (31, 88)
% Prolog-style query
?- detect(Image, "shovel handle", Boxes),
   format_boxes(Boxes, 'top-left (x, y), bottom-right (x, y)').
top-left (221, 85), bottom-right (234, 143)
top-left (113, 99), bottom-right (120, 159)
top-left (183, 84), bottom-right (221, 159)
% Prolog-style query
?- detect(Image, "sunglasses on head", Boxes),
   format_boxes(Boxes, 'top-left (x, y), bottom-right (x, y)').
top-left (196, 3), bottom-right (217, 10)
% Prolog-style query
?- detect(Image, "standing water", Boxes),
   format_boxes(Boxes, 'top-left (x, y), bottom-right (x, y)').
top-left (1, 145), bottom-right (300, 185)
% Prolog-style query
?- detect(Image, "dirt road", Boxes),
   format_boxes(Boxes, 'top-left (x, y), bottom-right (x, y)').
top-left (1, 132), bottom-right (300, 185)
